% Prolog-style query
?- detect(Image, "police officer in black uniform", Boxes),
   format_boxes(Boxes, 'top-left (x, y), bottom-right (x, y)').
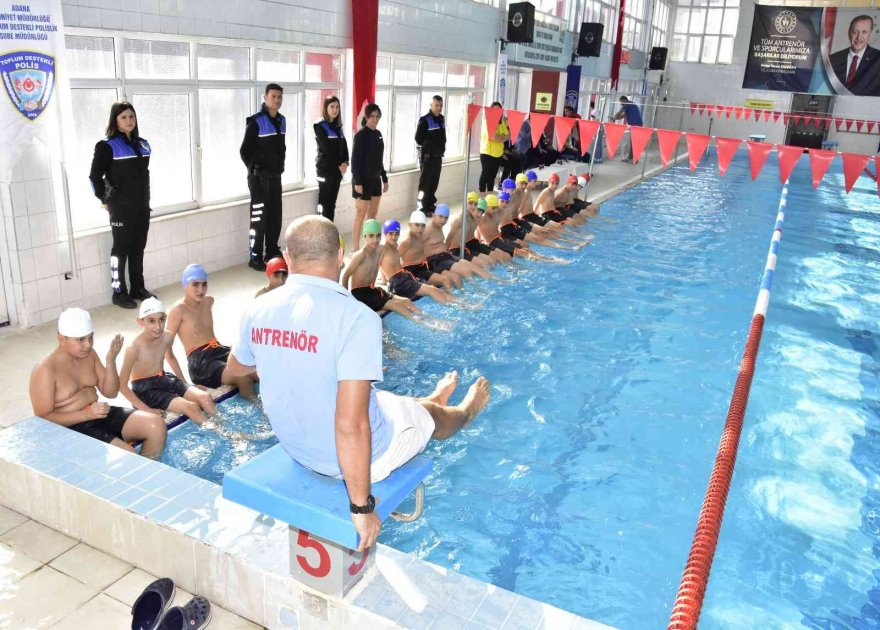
top-left (313, 94), bottom-right (349, 223)
top-left (89, 101), bottom-right (154, 309)
top-left (415, 95), bottom-right (446, 216)
top-left (240, 83), bottom-right (286, 271)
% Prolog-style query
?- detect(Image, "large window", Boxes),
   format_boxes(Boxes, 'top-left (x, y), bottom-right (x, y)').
top-left (64, 34), bottom-right (343, 232)
top-left (623, 0), bottom-right (647, 50)
top-left (582, 0), bottom-right (618, 43)
top-left (671, 0), bottom-right (739, 64)
top-left (651, 0), bottom-right (671, 49)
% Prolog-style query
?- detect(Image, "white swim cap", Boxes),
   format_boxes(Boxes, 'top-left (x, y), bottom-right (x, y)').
top-left (577, 176), bottom-right (588, 187)
top-left (138, 297), bottom-right (166, 319)
top-left (58, 308), bottom-right (93, 337)
top-left (409, 210), bottom-right (427, 225)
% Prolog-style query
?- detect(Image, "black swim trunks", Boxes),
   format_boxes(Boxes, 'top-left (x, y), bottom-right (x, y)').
top-left (352, 177), bottom-right (383, 200)
top-left (426, 251), bottom-right (458, 273)
top-left (465, 238), bottom-right (493, 256)
top-left (69, 406), bottom-right (134, 443)
top-left (521, 212), bottom-right (550, 227)
top-left (388, 270), bottom-right (423, 299)
top-left (572, 198), bottom-right (588, 212)
top-left (560, 205), bottom-right (579, 220)
top-left (352, 286), bottom-right (393, 311)
top-left (187, 339), bottom-right (230, 389)
top-left (490, 235), bottom-right (518, 256)
top-left (448, 247), bottom-right (473, 261)
top-left (132, 371), bottom-right (189, 410)
top-left (500, 222), bottom-right (529, 241)
top-left (543, 209), bottom-right (565, 223)
top-left (403, 262), bottom-right (433, 283)
top-left (512, 218), bottom-right (533, 233)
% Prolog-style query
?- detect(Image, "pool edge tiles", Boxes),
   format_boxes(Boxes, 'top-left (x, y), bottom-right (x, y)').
top-left (0, 417), bottom-right (616, 630)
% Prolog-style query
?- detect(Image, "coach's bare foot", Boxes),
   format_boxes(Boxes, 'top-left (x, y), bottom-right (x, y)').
top-left (461, 376), bottom-right (490, 423)
top-left (432, 371), bottom-right (459, 405)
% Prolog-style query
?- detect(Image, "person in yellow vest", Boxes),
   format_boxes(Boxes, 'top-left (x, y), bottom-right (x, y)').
top-left (478, 101), bottom-right (509, 194)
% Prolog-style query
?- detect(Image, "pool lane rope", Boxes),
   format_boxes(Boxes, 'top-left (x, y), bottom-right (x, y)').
top-left (668, 184), bottom-right (789, 630)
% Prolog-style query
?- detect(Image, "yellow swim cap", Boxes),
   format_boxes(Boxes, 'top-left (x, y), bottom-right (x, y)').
top-left (515, 173), bottom-right (528, 184)
top-left (485, 193), bottom-right (499, 207)
top-left (466, 191), bottom-right (479, 203)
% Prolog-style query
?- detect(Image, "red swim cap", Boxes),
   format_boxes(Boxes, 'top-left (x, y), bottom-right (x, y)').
top-left (266, 257), bottom-right (287, 277)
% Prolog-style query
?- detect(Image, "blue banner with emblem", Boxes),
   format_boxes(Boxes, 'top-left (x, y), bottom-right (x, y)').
top-left (565, 64), bottom-right (581, 111)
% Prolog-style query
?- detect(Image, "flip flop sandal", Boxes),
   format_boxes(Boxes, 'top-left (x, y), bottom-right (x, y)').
top-left (131, 577), bottom-right (176, 630)
top-left (157, 596), bottom-right (212, 630)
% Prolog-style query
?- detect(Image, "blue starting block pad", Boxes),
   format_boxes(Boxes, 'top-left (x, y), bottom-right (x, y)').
top-left (222, 444), bottom-right (432, 550)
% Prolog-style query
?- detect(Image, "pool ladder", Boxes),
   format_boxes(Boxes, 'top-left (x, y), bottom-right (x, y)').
top-left (390, 483), bottom-right (425, 522)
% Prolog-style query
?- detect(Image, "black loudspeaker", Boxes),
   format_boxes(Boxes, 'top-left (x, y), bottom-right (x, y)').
top-left (577, 23), bottom-right (604, 57)
top-left (649, 46), bottom-right (668, 70)
top-left (507, 2), bottom-right (535, 44)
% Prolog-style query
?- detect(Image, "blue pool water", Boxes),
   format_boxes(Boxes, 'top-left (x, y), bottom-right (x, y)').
top-left (163, 152), bottom-right (880, 629)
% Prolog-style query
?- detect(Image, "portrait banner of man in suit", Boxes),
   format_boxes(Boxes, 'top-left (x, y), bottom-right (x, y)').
top-left (823, 9), bottom-right (880, 97)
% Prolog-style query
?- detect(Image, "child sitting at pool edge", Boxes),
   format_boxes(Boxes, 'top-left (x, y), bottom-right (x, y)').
top-left (255, 256), bottom-right (288, 298)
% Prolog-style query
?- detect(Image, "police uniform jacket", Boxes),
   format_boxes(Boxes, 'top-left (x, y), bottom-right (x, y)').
top-left (88, 133), bottom-right (151, 208)
top-left (240, 104), bottom-right (287, 177)
top-left (313, 118), bottom-right (349, 179)
top-left (415, 112), bottom-right (446, 157)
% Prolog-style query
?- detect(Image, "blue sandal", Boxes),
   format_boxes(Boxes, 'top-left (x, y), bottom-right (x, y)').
top-left (157, 596), bottom-right (212, 630)
top-left (131, 578), bottom-right (176, 630)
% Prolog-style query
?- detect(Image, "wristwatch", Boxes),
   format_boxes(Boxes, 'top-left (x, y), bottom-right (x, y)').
top-left (350, 494), bottom-right (376, 515)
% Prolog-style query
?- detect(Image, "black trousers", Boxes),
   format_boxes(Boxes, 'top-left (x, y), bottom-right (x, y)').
top-left (317, 172), bottom-right (342, 222)
top-left (479, 154), bottom-right (502, 192)
top-left (109, 203), bottom-right (150, 295)
top-left (418, 154), bottom-right (442, 214)
top-left (248, 173), bottom-right (282, 262)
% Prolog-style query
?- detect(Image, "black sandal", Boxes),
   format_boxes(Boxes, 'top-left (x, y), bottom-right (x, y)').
top-left (131, 578), bottom-right (176, 630)
top-left (157, 596), bottom-right (212, 630)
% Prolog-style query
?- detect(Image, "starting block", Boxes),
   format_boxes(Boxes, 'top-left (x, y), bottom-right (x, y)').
top-left (223, 445), bottom-right (432, 596)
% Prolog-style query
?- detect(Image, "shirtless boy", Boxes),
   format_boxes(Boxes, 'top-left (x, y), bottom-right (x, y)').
top-left (507, 178), bottom-right (584, 246)
top-left (553, 175), bottom-right (589, 226)
top-left (29, 308), bottom-right (167, 458)
top-left (379, 220), bottom-right (453, 305)
top-left (445, 192), bottom-right (503, 266)
top-left (342, 219), bottom-right (423, 319)
top-left (255, 257), bottom-right (288, 298)
top-left (167, 264), bottom-right (257, 399)
top-left (119, 297), bottom-right (216, 424)
top-left (533, 173), bottom-right (570, 225)
top-left (423, 204), bottom-right (493, 281)
top-left (400, 210), bottom-right (459, 290)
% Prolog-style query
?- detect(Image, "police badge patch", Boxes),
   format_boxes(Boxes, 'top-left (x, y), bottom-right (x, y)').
top-left (0, 51), bottom-right (56, 121)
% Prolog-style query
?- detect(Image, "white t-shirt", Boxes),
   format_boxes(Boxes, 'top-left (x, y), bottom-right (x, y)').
top-left (232, 274), bottom-right (391, 476)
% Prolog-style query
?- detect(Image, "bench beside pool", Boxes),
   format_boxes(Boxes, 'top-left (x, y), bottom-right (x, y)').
top-left (222, 443), bottom-right (432, 596)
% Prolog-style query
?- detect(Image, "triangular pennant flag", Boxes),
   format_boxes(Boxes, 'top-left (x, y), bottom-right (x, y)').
top-left (577, 119), bottom-right (600, 156)
top-left (743, 108), bottom-right (753, 121)
top-left (553, 116), bottom-right (577, 151)
top-left (783, 113), bottom-right (791, 126)
top-left (685, 133), bottom-right (711, 171)
top-left (856, 119), bottom-right (865, 133)
top-left (724, 105), bottom-right (734, 119)
top-left (697, 103), bottom-right (707, 116)
top-left (804, 115), bottom-right (814, 127)
top-left (630, 127), bottom-right (655, 164)
top-left (835, 118), bottom-right (844, 132)
top-left (762, 110), bottom-right (772, 123)
top-left (690, 102), bottom-right (697, 114)
top-left (841, 153), bottom-right (870, 193)
top-left (484, 106), bottom-right (504, 138)
top-left (746, 142), bottom-right (773, 180)
top-left (715, 137), bottom-right (741, 176)
top-left (706, 104), bottom-right (716, 117)
top-left (793, 114), bottom-right (802, 126)
top-left (467, 104), bottom-right (482, 131)
top-left (845, 118), bottom-right (854, 131)
top-left (734, 107), bottom-right (744, 120)
top-left (603, 123), bottom-right (628, 159)
top-left (528, 112), bottom-right (551, 148)
top-left (808, 149), bottom-right (836, 189)
top-left (868, 121), bottom-right (876, 134)
top-left (773, 111), bottom-right (781, 123)
top-left (777, 144), bottom-right (804, 184)
top-left (656, 129), bottom-right (682, 167)
top-left (505, 110), bottom-right (526, 144)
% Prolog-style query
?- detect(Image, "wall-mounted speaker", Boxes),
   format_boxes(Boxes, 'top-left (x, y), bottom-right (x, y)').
top-left (649, 47), bottom-right (668, 70)
top-left (507, 2), bottom-right (536, 44)
top-left (577, 23), bottom-right (604, 57)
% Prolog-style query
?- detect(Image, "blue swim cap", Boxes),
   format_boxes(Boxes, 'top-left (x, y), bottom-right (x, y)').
top-left (498, 191), bottom-right (511, 202)
top-left (526, 170), bottom-right (538, 181)
top-left (383, 219), bottom-right (401, 234)
top-left (435, 204), bottom-right (450, 217)
top-left (502, 178), bottom-right (516, 190)
top-left (181, 263), bottom-right (207, 287)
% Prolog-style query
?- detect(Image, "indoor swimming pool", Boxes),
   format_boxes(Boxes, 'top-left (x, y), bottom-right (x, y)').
top-left (162, 151), bottom-right (880, 629)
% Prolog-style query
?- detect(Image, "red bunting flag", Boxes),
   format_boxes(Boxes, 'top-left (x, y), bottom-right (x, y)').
top-left (690, 102), bottom-right (697, 114)
top-left (505, 110), bottom-right (526, 144)
top-left (841, 153), bottom-right (870, 193)
top-left (467, 104), bottom-right (482, 131)
top-left (763, 110), bottom-right (772, 123)
top-left (734, 107), bottom-right (744, 120)
top-left (724, 105), bottom-right (734, 119)
top-left (553, 116), bottom-right (577, 151)
top-left (835, 118), bottom-right (844, 132)
top-left (697, 103), bottom-right (707, 116)
top-left (856, 120), bottom-right (865, 133)
top-left (783, 113), bottom-right (791, 126)
top-left (529, 112), bottom-right (551, 148)
top-left (706, 104), bottom-right (716, 117)
top-left (715, 137), bottom-right (741, 176)
top-left (845, 118), bottom-right (854, 131)
top-left (656, 129), bottom-right (682, 167)
top-left (630, 126), bottom-right (655, 164)
top-left (603, 123), bottom-right (628, 159)
top-left (868, 121), bottom-right (876, 134)
top-left (747, 142), bottom-right (773, 180)
top-left (773, 111), bottom-right (781, 123)
top-left (777, 144), bottom-right (804, 184)
top-left (484, 106), bottom-right (504, 139)
top-left (793, 114), bottom-right (802, 126)
top-left (685, 133), bottom-right (711, 171)
top-left (804, 115), bottom-right (814, 127)
top-left (744, 108), bottom-right (753, 121)
top-left (577, 119), bottom-right (601, 156)
top-left (808, 149), bottom-right (836, 188)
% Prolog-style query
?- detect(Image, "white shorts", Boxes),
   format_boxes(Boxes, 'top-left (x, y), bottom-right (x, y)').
top-left (370, 390), bottom-right (436, 482)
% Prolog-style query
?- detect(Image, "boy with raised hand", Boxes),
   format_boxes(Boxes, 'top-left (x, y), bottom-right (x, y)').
top-left (379, 219), bottom-right (453, 305)
top-left (255, 256), bottom-right (288, 298)
top-left (29, 307), bottom-right (167, 458)
top-left (120, 297), bottom-right (216, 424)
top-left (167, 264), bottom-right (258, 399)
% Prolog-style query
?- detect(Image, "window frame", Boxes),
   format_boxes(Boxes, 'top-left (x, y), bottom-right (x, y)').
top-left (670, 0), bottom-right (739, 64)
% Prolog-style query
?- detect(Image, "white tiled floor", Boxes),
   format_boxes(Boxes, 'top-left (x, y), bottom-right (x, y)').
top-left (0, 504), bottom-right (264, 629)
